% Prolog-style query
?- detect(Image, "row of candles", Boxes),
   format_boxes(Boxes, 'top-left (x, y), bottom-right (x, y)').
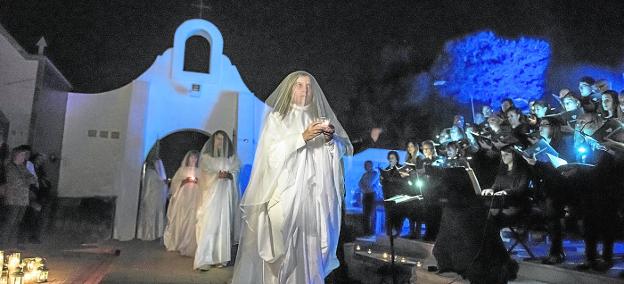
top-left (354, 244), bottom-right (422, 268)
top-left (0, 251), bottom-right (49, 284)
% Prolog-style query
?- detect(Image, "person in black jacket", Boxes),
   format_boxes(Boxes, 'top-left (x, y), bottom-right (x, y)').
top-left (574, 113), bottom-right (624, 272)
top-left (523, 118), bottom-right (579, 264)
top-left (380, 151), bottom-right (410, 236)
top-left (481, 146), bottom-right (531, 221)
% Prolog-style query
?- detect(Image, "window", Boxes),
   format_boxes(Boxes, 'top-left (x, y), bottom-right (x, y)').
top-left (183, 36), bottom-right (211, 74)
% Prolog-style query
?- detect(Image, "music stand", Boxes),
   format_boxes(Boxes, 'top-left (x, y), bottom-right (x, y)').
top-left (425, 166), bottom-right (481, 206)
top-left (381, 195), bottom-right (422, 284)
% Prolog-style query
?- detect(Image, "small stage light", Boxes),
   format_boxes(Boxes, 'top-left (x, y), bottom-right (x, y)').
top-left (415, 179), bottom-right (424, 188)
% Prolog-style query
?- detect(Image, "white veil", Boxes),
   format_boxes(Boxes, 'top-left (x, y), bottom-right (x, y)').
top-left (240, 70), bottom-right (352, 207)
top-left (169, 150), bottom-right (199, 197)
top-left (200, 130), bottom-right (235, 159)
top-left (178, 150), bottom-right (200, 168)
top-left (234, 71), bottom-right (352, 281)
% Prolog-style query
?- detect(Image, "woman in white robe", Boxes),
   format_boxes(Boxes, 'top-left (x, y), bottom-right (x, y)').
top-left (164, 150), bottom-right (201, 256)
top-left (137, 158), bottom-right (168, 241)
top-left (194, 131), bottom-right (241, 270)
top-left (232, 71), bottom-right (353, 284)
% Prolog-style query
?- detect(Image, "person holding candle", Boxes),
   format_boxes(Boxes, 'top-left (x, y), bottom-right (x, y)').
top-left (232, 71), bottom-right (352, 283)
top-left (194, 131), bottom-right (241, 270)
top-left (163, 150), bottom-right (201, 257)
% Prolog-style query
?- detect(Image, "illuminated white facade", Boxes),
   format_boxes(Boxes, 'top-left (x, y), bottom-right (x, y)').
top-left (58, 19), bottom-right (265, 240)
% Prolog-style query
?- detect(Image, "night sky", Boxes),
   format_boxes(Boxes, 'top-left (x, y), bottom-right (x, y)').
top-left (2, 0), bottom-right (624, 142)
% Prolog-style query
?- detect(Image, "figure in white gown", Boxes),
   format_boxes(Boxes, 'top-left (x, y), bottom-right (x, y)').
top-left (194, 131), bottom-right (241, 270)
top-left (232, 71), bottom-right (353, 284)
top-left (137, 157), bottom-right (168, 241)
top-left (164, 150), bottom-right (201, 256)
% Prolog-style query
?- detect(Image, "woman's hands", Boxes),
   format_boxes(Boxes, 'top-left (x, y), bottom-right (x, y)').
top-left (303, 122), bottom-right (324, 142)
top-left (493, 190), bottom-right (508, 196)
top-left (303, 121), bottom-right (335, 142)
top-left (480, 189), bottom-right (508, 196)
top-left (522, 153), bottom-right (537, 166)
top-left (218, 171), bottom-right (233, 180)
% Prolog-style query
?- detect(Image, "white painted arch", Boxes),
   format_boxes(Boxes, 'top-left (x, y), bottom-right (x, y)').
top-left (172, 19), bottom-right (224, 84)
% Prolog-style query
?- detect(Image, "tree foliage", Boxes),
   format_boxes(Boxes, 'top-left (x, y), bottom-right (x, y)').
top-left (430, 31), bottom-right (551, 109)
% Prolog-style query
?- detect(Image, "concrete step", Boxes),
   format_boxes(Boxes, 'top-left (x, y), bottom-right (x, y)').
top-left (346, 237), bottom-right (624, 284)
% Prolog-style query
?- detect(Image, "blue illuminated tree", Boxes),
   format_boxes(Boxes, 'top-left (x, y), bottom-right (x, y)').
top-left (430, 31), bottom-right (551, 109)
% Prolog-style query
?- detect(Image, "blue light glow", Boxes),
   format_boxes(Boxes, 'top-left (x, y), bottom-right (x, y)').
top-left (431, 30), bottom-right (551, 111)
top-left (577, 146), bottom-right (587, 154)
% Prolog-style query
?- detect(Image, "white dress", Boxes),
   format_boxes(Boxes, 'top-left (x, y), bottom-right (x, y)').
top-left (194, 155), bottom-right (241, 269)
top-left (163, 167), bottom-right (201, 256)
top-left (137, 167), bottom-right (168, 241)
top-left (233, 106), bottom-right (347, 284)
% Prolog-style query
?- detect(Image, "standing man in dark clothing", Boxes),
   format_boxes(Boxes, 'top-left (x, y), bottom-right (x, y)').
top-left (26, 153), bottom-right (52, 243)
top-left (380, 151), bottom-right (410, 236)
top-left (0, 146), bottom-right (38, 248)
top-left (573, 113), bottom-right (624, 272)
top-left (359, 160), bottom-right (380, 236)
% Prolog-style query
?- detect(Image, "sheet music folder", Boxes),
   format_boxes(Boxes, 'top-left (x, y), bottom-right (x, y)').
top-left (513, 139), bottom-right (559, 164)
top-left (592, 119), bottom-right (624, 142)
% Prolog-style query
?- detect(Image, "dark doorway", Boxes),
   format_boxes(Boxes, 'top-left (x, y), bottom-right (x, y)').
top-left (136, 130), bottom-right (210, 238)
top-left (148, 129), bottom-right (210, 178)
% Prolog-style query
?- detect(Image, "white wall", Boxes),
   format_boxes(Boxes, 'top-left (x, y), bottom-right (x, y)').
top-left (59, 19), bottom-right (266, 240)
top-left (58, 84), bottom-right (133, 197)
top-left (137, 50), bottom-right (240, 158)
top-left (0, 33), bottom-right (38, 146)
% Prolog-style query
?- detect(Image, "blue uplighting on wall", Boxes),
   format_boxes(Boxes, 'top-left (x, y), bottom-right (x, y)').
top-left (431, 30), bottom-right (551, 110)
top-left (550, 64), bottom-right (624, 94)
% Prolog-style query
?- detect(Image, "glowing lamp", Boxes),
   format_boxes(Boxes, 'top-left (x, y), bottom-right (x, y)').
top-left (10, 267), bottom-right (23, 284)
top-left (577, 146), bottom-right (587, 154)
top-left (35, 258), bottom-right (44, 269)
top-left (367, 249), bottom-right (372, 254)
top-left (23, 258), bottom-right (36, 272)
top-left (7, 254), bottom-right (20, 270)
top-left (23, 271), bottom-right (35, 283)
top-left (382, 252), bottom-right (388, 259)
top-left (416, 261), bottom-right (422, 268)
top-left (1, 269), bottom-right (8, 284)
top-left (36, 266), bottom-right (48, 283)
top-left (355, 245), bottom-right (361, 251)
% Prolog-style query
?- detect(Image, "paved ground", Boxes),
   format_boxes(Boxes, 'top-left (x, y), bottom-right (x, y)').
top-left (100, 240), bottom-right (233, 284)
top-left (10, 238), bottom-right (234, 283)
top-left (10, 208), bottom-right (624, 283)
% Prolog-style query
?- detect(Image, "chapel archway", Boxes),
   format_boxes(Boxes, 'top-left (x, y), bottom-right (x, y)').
top-left (135, 129), bottom-right (210, 238)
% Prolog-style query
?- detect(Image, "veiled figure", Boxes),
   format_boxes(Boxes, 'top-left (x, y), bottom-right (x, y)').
top-left (137, 156), bottom-right (168, 241)
top-left (232, 71), bottom-right (353, 284)
top-left (163, 150), bottom-right (201, 256)
top-left (194, 131), bottom-right (241, 270)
